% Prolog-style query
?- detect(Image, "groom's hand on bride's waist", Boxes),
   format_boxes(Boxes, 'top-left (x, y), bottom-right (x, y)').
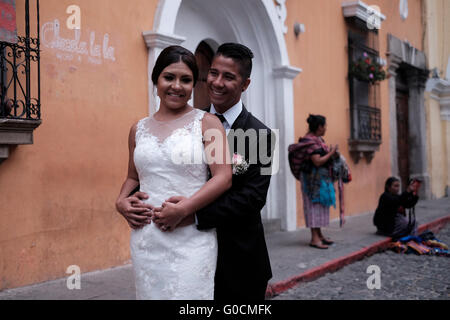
top-left (116, 191), bottom-right (154, 230)
top-left (165, 196), bottom-right (187, 204)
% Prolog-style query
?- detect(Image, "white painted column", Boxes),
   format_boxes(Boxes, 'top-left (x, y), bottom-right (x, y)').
top-left (273, 65), bottom-right (302, 231)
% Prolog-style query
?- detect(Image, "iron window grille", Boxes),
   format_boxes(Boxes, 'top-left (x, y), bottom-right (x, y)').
top-left (0, 0), bottom-right (40, 121)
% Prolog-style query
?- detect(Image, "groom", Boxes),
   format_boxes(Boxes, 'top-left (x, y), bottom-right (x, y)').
top-left (119, 43), bottom-right (274, 300)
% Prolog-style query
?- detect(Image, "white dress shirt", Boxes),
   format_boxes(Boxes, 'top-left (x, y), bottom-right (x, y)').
top-left (210, 100), bottom-right (243, 135)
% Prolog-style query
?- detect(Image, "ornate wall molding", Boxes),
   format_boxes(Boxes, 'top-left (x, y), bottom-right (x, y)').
top-left (142, 31), bottom-right (186, 49)
top-left (273, 65), bottom-right (302, 79)
top-left (342, 1), bottom-right (386, 30)
top-left (441, 105), bottom-right (450, 121)
top-left (427, 78), bottom-right (450, 121)
top-left (388, 34), bottom-right (427, 70)
top-left (0, 119), bottom-right (42, 164)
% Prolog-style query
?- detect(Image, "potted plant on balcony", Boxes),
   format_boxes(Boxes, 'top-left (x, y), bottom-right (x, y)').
top-left (349, 52), bottom-right (386, 84)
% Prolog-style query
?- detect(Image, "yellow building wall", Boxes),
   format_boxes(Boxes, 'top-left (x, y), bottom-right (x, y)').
top-left (425, 97), bottom-right (448, 198)
top-left (284, 0), bottom-right (425, 226)
top-left (424, 0), bottom-right (450, 73)
top-left (0, 0), bottom-right (158, 290)
top-left (447, 122), bottom-right (450, 191)
top-left (424, 0), bottom-right (450, 199)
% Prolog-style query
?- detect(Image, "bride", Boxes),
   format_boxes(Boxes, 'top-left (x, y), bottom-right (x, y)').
top-left (115, 46), bottom-right (232, 299)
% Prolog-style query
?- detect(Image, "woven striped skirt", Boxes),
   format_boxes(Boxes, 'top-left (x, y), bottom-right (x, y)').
top-left (300, 176), bottom-right (330, 228)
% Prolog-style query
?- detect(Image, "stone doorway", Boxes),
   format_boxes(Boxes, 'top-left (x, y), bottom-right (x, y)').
top-left (387, 34), bottom-right (430, 198)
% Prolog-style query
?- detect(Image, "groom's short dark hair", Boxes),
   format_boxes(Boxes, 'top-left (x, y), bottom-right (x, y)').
top-left (215, 43), bottom-right (254, 80)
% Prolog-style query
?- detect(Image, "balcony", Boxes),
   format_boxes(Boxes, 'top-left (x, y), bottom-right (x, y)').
top-left (0, 0), bottom-right (41, 164)
top-left (346, 25), bottom-right (383, 163)
top-left (348, 104), bottom-right (381, 162)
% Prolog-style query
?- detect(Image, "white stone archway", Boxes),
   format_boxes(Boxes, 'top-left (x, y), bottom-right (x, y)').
top-left (143, 0), bottom-right (301, 231)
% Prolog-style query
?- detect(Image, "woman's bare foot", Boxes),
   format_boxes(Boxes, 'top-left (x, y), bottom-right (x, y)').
top-left (309, 242), bottom-right (329, 249)
top-left (318, 229), bottom-right (334, 245)
top-left (310, 228), bottom-right (329, 249)
top-left (320, 237), bottom-right (334, 245)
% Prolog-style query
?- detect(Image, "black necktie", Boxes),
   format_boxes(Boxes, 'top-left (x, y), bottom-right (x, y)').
top-left (215, 113), bottom-right (227, 125)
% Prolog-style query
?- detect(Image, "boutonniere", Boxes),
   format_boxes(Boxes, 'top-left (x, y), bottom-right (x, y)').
top-left (232, 153), bottom-right (250, 175)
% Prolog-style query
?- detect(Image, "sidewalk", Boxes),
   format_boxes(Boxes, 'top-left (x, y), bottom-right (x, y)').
top-left (0, 197), bottom-right (449, 300)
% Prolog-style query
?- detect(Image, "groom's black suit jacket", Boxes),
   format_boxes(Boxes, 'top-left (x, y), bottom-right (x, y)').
top-left (196, 105), bottom-right (273, 296)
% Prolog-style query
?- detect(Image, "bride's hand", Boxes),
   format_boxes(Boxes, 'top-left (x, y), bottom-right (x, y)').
top-left (152, 201), bottom-right (189, 231)
top-left (165, 196), bottom-right (187, 204)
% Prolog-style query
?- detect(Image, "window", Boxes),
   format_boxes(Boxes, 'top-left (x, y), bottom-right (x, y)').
top-left (346, 18), bottom-right (383, 163)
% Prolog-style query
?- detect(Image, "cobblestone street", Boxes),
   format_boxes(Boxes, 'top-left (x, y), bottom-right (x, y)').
top-left (273, 225), bottom-right (450, 300)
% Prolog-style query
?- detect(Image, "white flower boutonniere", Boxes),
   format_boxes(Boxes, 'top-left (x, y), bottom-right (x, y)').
top-left (232, 153), bottom-right (250, 175)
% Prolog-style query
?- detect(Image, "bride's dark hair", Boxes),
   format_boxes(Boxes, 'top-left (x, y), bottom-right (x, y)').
top-left (151, 46), bottom-right (199, 86)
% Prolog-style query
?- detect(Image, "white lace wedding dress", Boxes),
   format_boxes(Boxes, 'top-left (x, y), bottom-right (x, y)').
top-left (130, 108), bottom-right (218, 300)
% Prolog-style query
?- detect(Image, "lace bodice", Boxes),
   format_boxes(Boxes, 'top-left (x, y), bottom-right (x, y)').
top-left (130, 108), bottom-right (217, 300)
top-left (134, 108), bottom-right (209, 207)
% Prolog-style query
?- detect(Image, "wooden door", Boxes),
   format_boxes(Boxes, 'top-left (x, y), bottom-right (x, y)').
top-left (396, 89), bottom-right (410, 191)
top-left (194, 41), bottom-right (214, 109)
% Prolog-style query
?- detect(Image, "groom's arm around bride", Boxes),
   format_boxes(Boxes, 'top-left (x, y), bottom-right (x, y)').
top-left (194, 114), bottom-right (275, 301)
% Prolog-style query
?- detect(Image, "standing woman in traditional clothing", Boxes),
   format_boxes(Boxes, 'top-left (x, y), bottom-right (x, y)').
top-left (296, 115), bottom-right (338, 249)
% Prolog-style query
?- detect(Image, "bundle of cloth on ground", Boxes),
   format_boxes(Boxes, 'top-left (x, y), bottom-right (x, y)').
top-left (388, 230), bottom-right (449, 257)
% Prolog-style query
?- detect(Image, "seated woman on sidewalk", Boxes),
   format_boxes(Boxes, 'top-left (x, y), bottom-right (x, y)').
top-left (373, 177), bottom-right (420, 239)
